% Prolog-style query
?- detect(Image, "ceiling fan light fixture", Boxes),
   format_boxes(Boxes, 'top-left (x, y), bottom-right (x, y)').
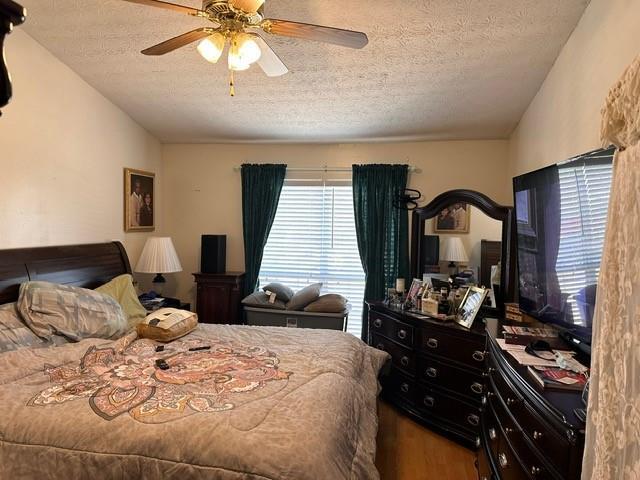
top-left (229, 33), bottom-right (261, 66)
top-left (197, 33), bottom-right (225, 63)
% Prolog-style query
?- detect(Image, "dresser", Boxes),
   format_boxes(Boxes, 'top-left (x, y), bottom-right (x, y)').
top-left (193, 272), bottom-right (245, 324)
top-left (478, 319), bottom-right (586, 480)
top-left (368, 302), bottom-right (487, 448)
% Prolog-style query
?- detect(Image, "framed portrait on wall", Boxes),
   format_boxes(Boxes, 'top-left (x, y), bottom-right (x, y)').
top-left (124, 168), bottom-right (155, 232)
top-left (434, 203), bottom-right (470, 233)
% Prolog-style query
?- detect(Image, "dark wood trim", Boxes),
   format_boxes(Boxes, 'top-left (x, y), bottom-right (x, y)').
top-left (0, 242), bottom-right (131, 304)
top-left (410, 189), bottom-right (517, 309)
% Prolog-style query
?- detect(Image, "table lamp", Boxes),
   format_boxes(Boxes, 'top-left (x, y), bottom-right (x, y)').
top-left (442, 237), bottom-right (468, 275)
top-left (135, 237), bottom-right (183, 293)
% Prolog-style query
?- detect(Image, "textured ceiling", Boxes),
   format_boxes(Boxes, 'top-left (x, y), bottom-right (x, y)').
top-left (21, 0), bottom-right (589, 143)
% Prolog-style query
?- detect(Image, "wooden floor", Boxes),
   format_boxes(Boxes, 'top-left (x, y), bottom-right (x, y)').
top-left (375, 400), bottom-right (478, 480)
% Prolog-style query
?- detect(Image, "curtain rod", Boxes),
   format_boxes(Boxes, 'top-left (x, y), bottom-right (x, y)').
top-left (233, 165), bottom-right (420, 173)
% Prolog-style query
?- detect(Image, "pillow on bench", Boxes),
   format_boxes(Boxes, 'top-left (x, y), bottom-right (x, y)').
top-left (286, 283), bottom-right (322, 311)
top-left (262, 283), bottom-right (295, 303)
top-left (304, 294), bottom-right (348, 313)
top-left (242, 291), bottom-right (286, 310)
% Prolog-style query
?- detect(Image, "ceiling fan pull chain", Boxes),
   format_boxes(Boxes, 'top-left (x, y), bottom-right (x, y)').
top-left (229, 69), bottom-right (235, 97)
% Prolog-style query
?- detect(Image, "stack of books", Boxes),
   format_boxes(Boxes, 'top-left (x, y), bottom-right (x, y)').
top-left (502, 325), bottom-right (566, 349)
top-left (527, 366), bottom-right (588, 391)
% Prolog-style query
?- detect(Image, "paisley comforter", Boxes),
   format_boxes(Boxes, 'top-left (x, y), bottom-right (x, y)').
top-left (0, 324), bottom-right (389, 479)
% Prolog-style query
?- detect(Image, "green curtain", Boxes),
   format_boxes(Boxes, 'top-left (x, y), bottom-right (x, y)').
top-left (241, 163), bottom-right (287, 296)
top-left (353, 164), bottom-right (410, 340)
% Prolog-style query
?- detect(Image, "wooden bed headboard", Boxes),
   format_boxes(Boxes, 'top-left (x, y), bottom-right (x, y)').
top-left (0, 242), bottom-right (132, 305)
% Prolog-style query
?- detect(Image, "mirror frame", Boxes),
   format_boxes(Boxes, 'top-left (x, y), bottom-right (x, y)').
top-left (410, 189), bottom-right (517, 311)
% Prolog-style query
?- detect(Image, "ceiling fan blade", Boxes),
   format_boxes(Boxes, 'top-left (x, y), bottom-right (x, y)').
top-left (230, 0), bottom-right (265, 13)
top-left (120, 0), bottom-right (204, 17)
top-left (142, 28), bottom-right (213, 55)
top-left (251, 35), bottom-right (288, 77)
top-left (262, 19), bottom-right (368, 49)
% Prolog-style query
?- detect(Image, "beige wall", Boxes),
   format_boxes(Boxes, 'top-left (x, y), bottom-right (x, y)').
top-left (0, 31), bottom-right (162, 290)
top-left (163, 141), bottom-right (509, 303)
top-left (508, 0), bottom-right (640, 176)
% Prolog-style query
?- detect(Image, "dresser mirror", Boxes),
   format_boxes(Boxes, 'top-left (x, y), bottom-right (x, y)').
top-left (410, 189), bottom-right (516, 312)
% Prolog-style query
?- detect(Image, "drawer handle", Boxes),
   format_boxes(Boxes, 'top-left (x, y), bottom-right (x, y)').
top-left (470, 382), bottom-right (484, 394)
top-left (467, 414), bottom-right (480, 427)
top-left (423, 396), bottom-right (435, 408)
top-left (489, 428), bottom-right (497, 440)
top-left (472, 350), bottom-right (486, 362)
top-left (426, 338), bottom-right (438, 349)
top-left (475, 437), bottom-right (481, 448)
top-left (400, 383), bottom-right (410, 394)
top-left (498, 453), bottom-right (508, 468)
top-left (533, 430), bottom-right (543, 440)
top-left (506, 397), bottom-right (518, 406)
top-left (505, 427), bottom-right (514, 435)
top-left (376, 343), bottom-right (385, 351)
top-left (373, 319), bottom-right (382, 328)
top-left (400, 356), bottom-right (410, 367)
top-left (530, 466), bottom-right (541, 476)
top-left (425, 367), bottom-right (438, 378)
top-left (397, 329), bottom-right (407, 340)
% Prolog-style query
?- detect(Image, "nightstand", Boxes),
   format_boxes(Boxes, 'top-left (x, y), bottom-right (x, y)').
top-left (193, 272), bottom-right (245, 324)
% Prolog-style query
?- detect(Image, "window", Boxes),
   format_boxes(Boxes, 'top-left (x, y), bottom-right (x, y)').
top-left (556, 160), bottom-right (613, 324)
top-left (258, 183), bottom-right (366, 337)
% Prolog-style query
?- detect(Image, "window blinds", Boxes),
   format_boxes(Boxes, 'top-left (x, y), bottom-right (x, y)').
top-left (556, 161), bottom-right (613, 323)
top-left (258, 184), bottom-right (366, 337)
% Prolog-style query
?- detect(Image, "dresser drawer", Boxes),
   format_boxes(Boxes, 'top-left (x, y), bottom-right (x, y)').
top-left (489, 365), bottom-right (524, 410)
top-left (372, 334), bottom-right (415, 376)
top-left (518, 401), bottom-right (571, 476)
top-left (370, 312), bottom-right (414, 347)
top-left (417, 325), bottom-right (486, 369)
top-left (489, 364), bottom-right (571, 477)
top-left (509, 430), bottom-right (558, 480)
top-left (494, 429), bottom-right (531, 480)
top-left (382, 367), bottom-right (416, 406)
top-left (417, 355), bottom-right (485, 403)
top-left (417, 385), bottom-right (481, 433)
top-left (489, 389), bottom-right (519, 442)
top-left (484, 397), bottom-right (501, 458)
top-left (476, 441), bottom-right (493, 480)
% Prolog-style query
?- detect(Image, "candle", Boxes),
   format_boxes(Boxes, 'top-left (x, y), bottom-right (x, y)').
top-left (395, 278), bottom-right (405, 293)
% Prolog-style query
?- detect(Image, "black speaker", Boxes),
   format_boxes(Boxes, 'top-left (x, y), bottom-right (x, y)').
top-left (421, 235), bottom-right (440, 267)
top-left (201, 235), bottom-right (226, 274)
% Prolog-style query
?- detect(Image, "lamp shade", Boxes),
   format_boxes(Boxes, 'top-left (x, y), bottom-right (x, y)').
top-left (441, 237), bottom-right (469, 263)
top-left (135, 237), bottom-right (183, 274)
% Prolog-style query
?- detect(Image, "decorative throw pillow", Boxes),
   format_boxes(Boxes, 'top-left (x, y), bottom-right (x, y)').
top-left (95, 274), bottom-right (147, 328)
top-left (136, 308), bottom-right (198, 342)
top-left (286, 283), bottom-right (323, 311)
top-left (242, 291), bottom-right (286, 310)
top-left (18, 281), bottom-right (128, 342)
top-left (303, 294), bottom-right (348, 313)
top-left (262, 283), bottom-right (295, 302)
top-left (0, 302), bottom-right (47, 353)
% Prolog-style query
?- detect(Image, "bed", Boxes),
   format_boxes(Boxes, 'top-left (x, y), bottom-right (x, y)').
top-left (0, 242), bottom-right (389, 480)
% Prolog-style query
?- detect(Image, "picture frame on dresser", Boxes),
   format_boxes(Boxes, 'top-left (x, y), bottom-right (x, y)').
top-left (456, 286), bottom-right (488, 329)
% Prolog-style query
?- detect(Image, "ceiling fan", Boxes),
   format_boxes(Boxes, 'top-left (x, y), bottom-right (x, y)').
top-left (119, 0), bottom-right (369, 95)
